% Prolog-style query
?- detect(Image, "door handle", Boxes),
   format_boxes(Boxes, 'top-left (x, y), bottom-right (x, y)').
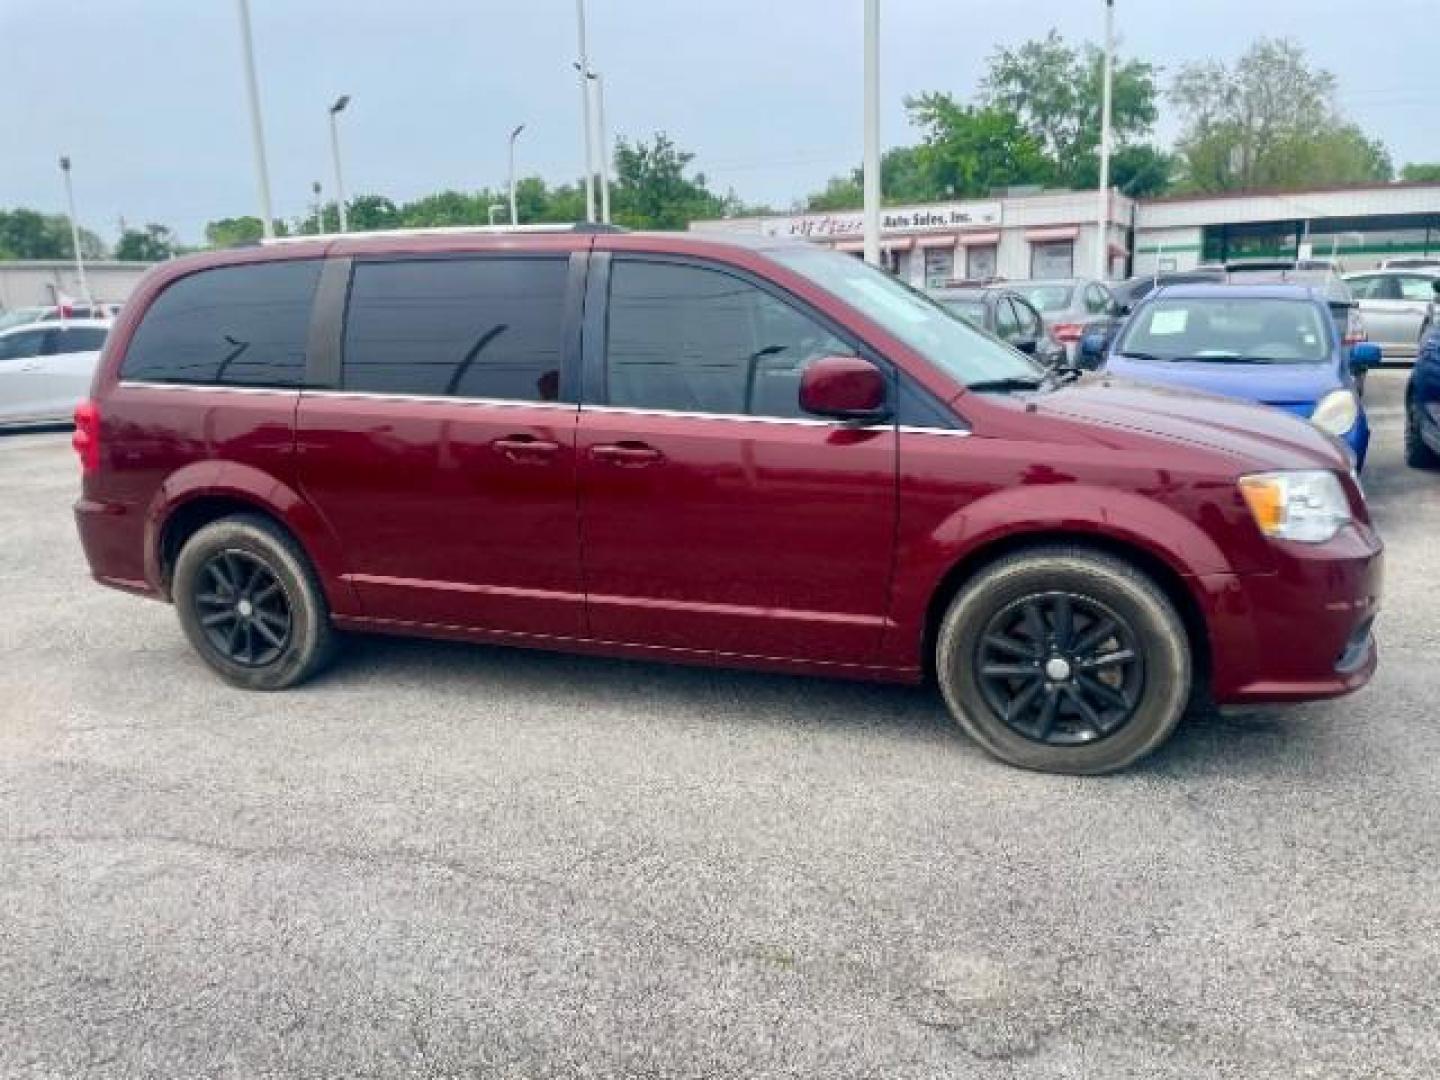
top-left (590, 441), bottom-right (663, 466)
top-left (492, 435), bottom-right (560, 462)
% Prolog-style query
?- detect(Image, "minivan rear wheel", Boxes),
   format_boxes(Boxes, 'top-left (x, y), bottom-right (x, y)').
top-left (936, 547), bottom-right (1190, 774)
top-left (172, 514), bottom-right (337, 690)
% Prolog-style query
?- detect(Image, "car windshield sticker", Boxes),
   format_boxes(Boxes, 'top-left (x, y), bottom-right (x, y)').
top-left (1149, 309), bottom-right (1189, 336)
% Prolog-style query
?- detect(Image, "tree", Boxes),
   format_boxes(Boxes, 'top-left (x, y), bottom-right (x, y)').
top-left (0, 209), bottom-right (105, 260)
top-left (805, 174), bottom-right (863, 211)
top-left (1171, 38), bottom-right (1392, 192)
top-left (907, 95), bottom-right (1053, 198)
top-left (203, 216), bottom-right (288, 247)
top-left (1402, 163), bottom-right (1440, 183)
top-left (114, 223), bottom-right (177, 262)
top-left (982, 30), bottom-right (1163, 190)
top-left (610, 133), bottom-right (728, 229)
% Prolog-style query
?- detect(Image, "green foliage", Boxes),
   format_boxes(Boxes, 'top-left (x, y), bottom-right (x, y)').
top-left (114, 223), bottom-right (177, 262)
top-left (610, 132), bottom-right (730, 229)
top-left (908, 95), bottom-right (1053, 198)
top-left (981, 29), bottom-right (1163, 190)
top-left (804, 174), bottom-right (863, 211)
top-left (0, 209), bottom-right (105, 260)
top-left (1171, 38), bottom-right (1392, 192)
top-left (1401, 163), bottom-right (1440, 183)
top-left (203, 216), bottom-right (289, 247)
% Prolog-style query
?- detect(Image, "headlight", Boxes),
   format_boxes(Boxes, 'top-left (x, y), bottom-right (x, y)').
top-left (1238, 470), bottom-right (1352, 544)
top-left (1310, 389), bottom-right (1358, 436)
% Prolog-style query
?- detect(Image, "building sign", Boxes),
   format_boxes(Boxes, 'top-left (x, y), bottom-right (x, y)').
top-left (760, 201), bottom-right (1003, 240)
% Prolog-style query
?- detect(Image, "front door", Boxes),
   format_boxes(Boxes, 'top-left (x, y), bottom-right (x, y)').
top-left (0, 327), bottom-right (52, 423)
top-left (296, 254), bottom-right (585, 638)
top-left (576, 256), bottom-right (897, 665)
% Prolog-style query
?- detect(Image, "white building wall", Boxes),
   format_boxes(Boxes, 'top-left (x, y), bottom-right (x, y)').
top-left (0, 261), bottom-right (155, 311)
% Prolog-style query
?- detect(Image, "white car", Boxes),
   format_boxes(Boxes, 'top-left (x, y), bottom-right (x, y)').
top-left (1343, 270), bottom-right (1439, 359)
top-left (0, 319), bottom-right (110, 426)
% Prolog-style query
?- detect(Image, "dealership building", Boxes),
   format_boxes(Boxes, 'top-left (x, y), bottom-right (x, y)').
top-left (691, 181), bottom-right (1440, 288)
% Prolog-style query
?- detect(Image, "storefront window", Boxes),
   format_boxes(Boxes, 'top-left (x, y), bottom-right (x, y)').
top-left (966, 244), bottom-right (997, 281)
top-left (1030, 241), bottom-right (1073, 279)
top-left (924, 246), bottom-right (955, 288)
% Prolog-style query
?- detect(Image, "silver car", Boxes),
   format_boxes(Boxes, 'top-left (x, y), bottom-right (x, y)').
top-left (1008, 278), bottom-right (1122, 365)
top-left (1343, 270), bottom-right (1438, 359)
top-left (0, 319), bottom-right (110, 426)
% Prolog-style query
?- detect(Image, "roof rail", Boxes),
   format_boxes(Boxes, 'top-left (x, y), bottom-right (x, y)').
top-left (258, 222), bottom-right (626, 246)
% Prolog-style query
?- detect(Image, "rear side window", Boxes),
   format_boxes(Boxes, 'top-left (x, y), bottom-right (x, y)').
top-left (50, 327), bottom-right (107, 353)
top-left (342, 257), bottom-right (567, 401)
top-left (0, 329), bottom-right (49, 361)
top-left (122, 261), bottom-right (320, 386)
top-left (605, 259), bottom-right (850, 418)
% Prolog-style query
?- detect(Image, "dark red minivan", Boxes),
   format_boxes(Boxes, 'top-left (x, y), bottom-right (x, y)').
top-left (73, 226), bottom-right (1382, 773)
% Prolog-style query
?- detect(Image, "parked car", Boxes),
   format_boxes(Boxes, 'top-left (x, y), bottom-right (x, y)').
top-left (1090, 284), bottom-right (1379, 468)
top-left (1111, 269), bottom-right (1227, 315)
top-left (0, 319), bottom-right (110, 427)
top-left (0, 302), bottom-right (119, 330)
top-left (1221, 264), bottom-right (1368, 359)
top-left (1343, 270), bottom-right (1438, 359)
top-left (1381, 257), bottom-right (1440, 272)
top-left (1008, 278), bottom-right (1122, 366)
top-left (0, 306), bottom-right (54, 333)
top-left (931, 285), bottom-right (1066, 367)
top-left (73, 229), bottom-right (1381, 775)
top-left (1406, 320), bottom-right (1440, 469)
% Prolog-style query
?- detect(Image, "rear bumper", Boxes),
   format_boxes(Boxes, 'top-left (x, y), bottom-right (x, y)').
top-left (75, 497), bottom-right (161, 599)
top-left (1203, 523), bottom-right (1383, 705)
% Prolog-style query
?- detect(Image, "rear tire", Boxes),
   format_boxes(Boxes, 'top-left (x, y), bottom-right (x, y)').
top-left (1405, 396), bottom-right (1439, 470)
top-left (935, 547), bottom-right (1190, 775)
top-left (172, 514), bottom-right (337, 690)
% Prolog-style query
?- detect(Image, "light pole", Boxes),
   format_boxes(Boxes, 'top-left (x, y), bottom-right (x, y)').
top-left (574, 65), bottom-right (611, 224)
top-left (862, 0), bottom-right (880, 266)
top-left (508, 123), bottom-right (526, 226)
top-left (235, 0), bottom-right (275, 239)
top-left (311, 180), bottom-right (323, 234)
top-left (1095, 0), bottom-right (1115, 279)
top-left (575, 0), bottom-right (596, 222)
top-left (328, 94), bottom-right (351, 233)
top-left (57, 156), bottom-right (91, 303)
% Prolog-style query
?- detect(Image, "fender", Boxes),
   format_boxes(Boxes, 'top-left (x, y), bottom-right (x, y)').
top-left (143, 460), bottom-right (361, 616)
top-left (880, 482), bottom-right (1240, 670)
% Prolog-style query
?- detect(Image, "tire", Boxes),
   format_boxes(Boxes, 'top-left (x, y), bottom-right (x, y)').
top-left (936, 547), bottom-right (1191, 775)
top-left (1405, 396), bottom-right (1440, 470)
top-left (172, 513), bottom-right (337, 690)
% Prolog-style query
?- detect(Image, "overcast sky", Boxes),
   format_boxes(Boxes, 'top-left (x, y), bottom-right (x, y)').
top-left (1, 0), bottom-right (1433, 244)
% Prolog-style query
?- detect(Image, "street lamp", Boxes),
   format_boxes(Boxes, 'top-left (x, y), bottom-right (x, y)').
top-left (574, 66), bottom-right (612, 225)
top-left (57, 155), bottom-right (91, 303)
top-left (234, 0), bottom-right (275, 239)
top-left (311, 180), bottom-right (323, 234)
top-left (1095, 0), bottom-right (1115, 279)
top-left (328, 94), bottom-right (351, 233)
top-left (862, 0), bottom-right (880, 266)
top-left (508, 123), bottom-right (526, 226)
top-left (575, 0), bottom-right (596, 222)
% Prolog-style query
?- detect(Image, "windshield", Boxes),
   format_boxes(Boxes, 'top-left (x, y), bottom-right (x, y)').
top-left (1012, 284), bottom-right (1075, 313)
top-left (770, 246), bottom-right (1040, 387)
top-left (0, 308), bottom-right (47, 333)
top-left (1117, 297), bottom-right (1331, 364)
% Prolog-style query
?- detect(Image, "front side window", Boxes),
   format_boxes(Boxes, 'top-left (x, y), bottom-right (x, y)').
top-left (50, 327), bottom-right (108, 354)
top-left (343, 257), bottom-right (567, 401)
top-left (995, 299), bottom-right (1020, 339)
top-left (769, 245), bottom-right (1041, 388)
top-left (121, 260), bottom-right (320, 386)
top-left (1013, 283), bottom-right (1075, 314)
top-left (0, 329), bottom-right (48, 361)
top-left (1117, 298), bottom-right (1330, 364)
top-left (1012, 299), bottom-right (1043, 339)
top-left (605, 259), bottom-right (850, 419)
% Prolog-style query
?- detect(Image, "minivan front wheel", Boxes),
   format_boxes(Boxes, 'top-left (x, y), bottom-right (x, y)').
top-left (172, 514), bottom-right (336, 690)
top-left (936, 547), bottom-right (1191, 774)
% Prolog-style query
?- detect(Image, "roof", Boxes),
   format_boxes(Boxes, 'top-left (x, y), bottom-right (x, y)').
top-left (1139, 179), bottom-right (1440, 205)
top-left (0, 317), bottom-right (111, 336)
top-left (1149, 282), bottom-right (1327, 301)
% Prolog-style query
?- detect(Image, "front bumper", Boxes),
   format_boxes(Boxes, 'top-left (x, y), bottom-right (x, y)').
top-left (1202, 522), bottom-right (1383, 705)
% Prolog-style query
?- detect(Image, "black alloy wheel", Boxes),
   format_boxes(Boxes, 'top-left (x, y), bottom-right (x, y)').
top-left (975, 591), bottom-right (1144, 746)
top-left (192, 549), bottom-right (293, 667)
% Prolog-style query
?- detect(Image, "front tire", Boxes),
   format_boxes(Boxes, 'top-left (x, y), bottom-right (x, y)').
top-left (1405, 396), bottom-right (1439, 469)
top-left (172, 514), bottom-right (337, 690)
top-left (936, 547), bottom-right (1191, 774)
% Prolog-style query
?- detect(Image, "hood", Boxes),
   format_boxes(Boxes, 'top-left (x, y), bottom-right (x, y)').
top-left (1102, 354), bottom-right (1341, 410)
top-left (1027, 375), bottom-right (1350, 473)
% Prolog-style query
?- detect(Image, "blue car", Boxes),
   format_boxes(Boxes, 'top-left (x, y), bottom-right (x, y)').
top-left (1086, 284), bottom-right (1380, 469)
top-left (1408, 318), bottom-right (1440, 469)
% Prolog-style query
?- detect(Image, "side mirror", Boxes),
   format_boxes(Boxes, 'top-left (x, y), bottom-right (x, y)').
top-left (1080, 332), bottom-right (1107, 361)
top-left (799, 356), bottom-right (888, 421)
top-left (1350, 341), bottom-right (1382, 371)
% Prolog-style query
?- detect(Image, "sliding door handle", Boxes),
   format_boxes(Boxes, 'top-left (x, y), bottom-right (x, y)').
top-left (492, 435), bottom-right (560, 462)
top-left (590, 441), bottom-right (663, 466)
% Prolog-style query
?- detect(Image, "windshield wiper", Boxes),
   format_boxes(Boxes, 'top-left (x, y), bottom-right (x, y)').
top-left (1043, 364), bottom-right (1086, 387)
top-left (1115, 350), bottom-right (1164, 362)
top-left (965, 376), bottom-right (1045, 393)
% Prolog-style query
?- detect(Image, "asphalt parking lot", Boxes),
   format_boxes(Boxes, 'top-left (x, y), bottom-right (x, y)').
top-left (1, 369), bottom-right (1436, 1079)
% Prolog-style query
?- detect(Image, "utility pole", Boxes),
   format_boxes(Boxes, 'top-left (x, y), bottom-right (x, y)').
top-left (58, 156), bottom-right (91, 303)
top-left (1096, 0), bottom-right (1115, 279)
top-left (575, 0), bottom-right (596, 221)
top-left (508, 123), bottom-right (526, 226)
top-left (328, 95), bottom-right (351, 233)
top-left (862, 0), bottom-right (880, 266)
top-left (235, 0), bottom-right (275, 239)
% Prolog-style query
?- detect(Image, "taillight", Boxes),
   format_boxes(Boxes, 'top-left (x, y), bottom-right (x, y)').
top-left (1343, 310), bottom-right (1366, 346)
top-left (1052, 322), bottom-right (1084, 344)
top-left (72, 399), bottom-right (100, 473)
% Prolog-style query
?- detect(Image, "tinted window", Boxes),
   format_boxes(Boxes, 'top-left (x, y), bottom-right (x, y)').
top-left (605, 259), bottom-right (850, 418)
top-left (1085, 285), bottom-right (1111, 313)
top-left (50, 327), bottom-right (107, 354)
top-left (1398, 276), bottom-right (1437, 301)
top-left (995, 298), bottom-right (1020, 338)
top-left (122, 261), bottom-right (320, 386)
top-left (1012, 298), bottom-right (1043, 339)
top-left (343, 258), bottom-right (566, 401)
top-left (0, 329), bottom-right (48, 361)
top-left (1013, 284), bottom-right (1074, 313)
